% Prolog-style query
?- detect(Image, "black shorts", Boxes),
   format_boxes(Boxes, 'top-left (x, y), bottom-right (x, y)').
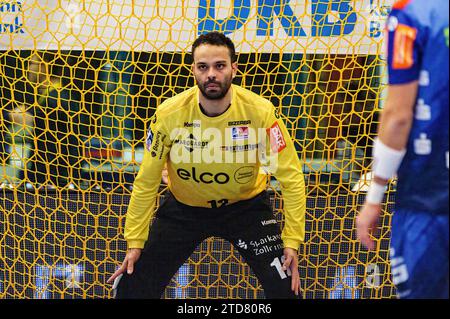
top-left (115, 191), bottom-right (298, 299)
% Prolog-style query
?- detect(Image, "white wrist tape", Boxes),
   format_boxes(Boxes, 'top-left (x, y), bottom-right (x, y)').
top-left (366, 182), bottom-right (386, 204)
top-left (373, 138), bottom-right (406, 180)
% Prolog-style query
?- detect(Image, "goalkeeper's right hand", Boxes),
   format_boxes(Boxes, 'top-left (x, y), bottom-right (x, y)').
top-left (107, 248), bottom-right (142, 284)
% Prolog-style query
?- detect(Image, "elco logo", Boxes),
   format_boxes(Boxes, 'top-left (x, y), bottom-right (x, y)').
top-left (177, 168), bottom-right (230, 184)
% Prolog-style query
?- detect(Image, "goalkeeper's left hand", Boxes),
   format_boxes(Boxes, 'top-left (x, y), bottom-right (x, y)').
top-left (283, 247), bottom-right (300, 296)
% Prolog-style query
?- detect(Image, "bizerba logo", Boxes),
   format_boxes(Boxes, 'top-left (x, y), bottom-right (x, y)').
top-left (184, 121), bottom-right (201, 128)
top-left (261, 219), bottom-right (277, 226)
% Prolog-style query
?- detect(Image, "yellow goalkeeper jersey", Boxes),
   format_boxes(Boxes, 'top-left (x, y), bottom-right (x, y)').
top-left (125, 84), bottom-right (306, 250)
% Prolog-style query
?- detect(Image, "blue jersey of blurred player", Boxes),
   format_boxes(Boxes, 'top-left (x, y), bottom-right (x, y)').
top-left (357, 0), bottom-right (449, 299)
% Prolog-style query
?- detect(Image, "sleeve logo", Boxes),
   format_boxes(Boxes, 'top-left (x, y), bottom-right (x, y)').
top-left (392, 0), bottom-right (412, 10)
top-left (267, 122), bottom-right (286, 153)
top-left (145, 128), bottom-right (154, 151)
top-left (392, 23), bottom-right (417, 69)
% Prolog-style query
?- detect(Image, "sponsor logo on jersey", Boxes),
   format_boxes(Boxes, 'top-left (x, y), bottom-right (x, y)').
top-left (415, 99), bottom-right (431, 121)
top-left (174, 134), bottom-right (209, 152)
top-left (228, 120), bottom-right (251, 126)
top-left (146, 114), bottom-right (160, 153)
top-left (261, 219), bottom-right (277, 226)
top-left (267, 121), bottom-right (286, 153)
top-left (414, 133), bottom-right (432, 155)
top-left (145, 128), bottom-right (153, 152)
top-left (177, 167), bottom-right (230, 184)
top-left (418, 70), bottom-right (430, 86)
top-left (233, 166), bottom-right (255, 184)
top-left (221, 143), bottom-right (259, 152)
top-left (249, 234), bottom-right (281, 248)
top-left (184, 121), bottom-right (201, 128)
top-left (392, 23), bottom-right (417, 69)
top-left (386, 16), bottom-right (398, 32)
top-left (150, 131), bottom-right (166, 158)
top-left (392, 0), bottom-right (412, 10)
top-left (237, 239), bottom-right (247, 249)
top-left (231, 126), bottom-right (249, 140)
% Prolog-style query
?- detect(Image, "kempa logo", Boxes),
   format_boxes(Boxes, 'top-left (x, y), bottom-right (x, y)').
top-left (228, 120), bottom-right (251, 126)
top-left (184, 121), bottom-right (201, 128)
top-left (261, 219), bottom-right (277, 226)
top-left (0, 1), bottom-right (24, 34)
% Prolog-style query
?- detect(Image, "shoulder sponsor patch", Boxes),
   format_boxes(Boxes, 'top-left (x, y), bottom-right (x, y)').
top-left (392, 23), bottom-right (417, 69)
top-left (392, 0), bottom-right (412, 10)
top-left (145, 128), bottom-right (153, 151)
top-left (267, 121), bottom-right (286, 153)
top-left (146, 114), bottom-right (158, 151)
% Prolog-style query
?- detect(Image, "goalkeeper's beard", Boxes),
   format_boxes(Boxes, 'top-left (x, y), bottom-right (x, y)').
top-left (197, 75), bottom-right (233, 100)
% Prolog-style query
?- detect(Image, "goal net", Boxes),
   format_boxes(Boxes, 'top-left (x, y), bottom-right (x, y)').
top-left (0, 0), bottom-right (396, 299)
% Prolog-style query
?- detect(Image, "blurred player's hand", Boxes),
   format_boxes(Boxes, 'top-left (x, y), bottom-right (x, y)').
top-left (356, 203), bottom-right (381, 250)
top-left (283, 247), bottom-right (300, 296)
top-left (107, 248), bottom-right (142, 284)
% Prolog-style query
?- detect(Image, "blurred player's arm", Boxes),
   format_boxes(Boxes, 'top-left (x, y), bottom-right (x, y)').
top-left (356, 0), bottom-right (423, 250)
top-left (356, 82), bottom-right (417, 250)
top-left (373, 81), bottom-right (418, 186)
top-left (377, 82), bottom-right (417, 162)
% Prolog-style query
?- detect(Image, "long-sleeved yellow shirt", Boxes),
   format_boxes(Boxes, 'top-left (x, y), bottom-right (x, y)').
top-left (125, 84), bottom-right (306, 250)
